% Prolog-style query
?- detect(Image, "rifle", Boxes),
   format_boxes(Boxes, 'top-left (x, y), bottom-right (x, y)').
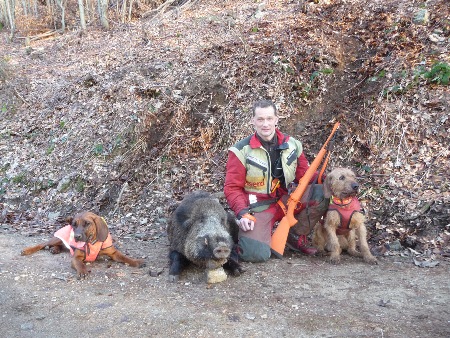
top-left (270, 122), bottom-right (340, 257)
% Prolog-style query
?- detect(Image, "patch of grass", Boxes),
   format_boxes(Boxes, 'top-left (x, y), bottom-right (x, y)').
top-left (46, 144), bottom-right (55, 155)
top-left (381, 62), bottom-right (449, 98)
top-left (273, 56), bottom-right (294, 74)
top-left (310, 68), bottom-right (334, 82)
top-left (59, 181), bottom-right (71, 192)
top-left (74, 178), bottom-right (85, 192)
top-left (114, 135), bottom-right (123, 148)
top-left (369, 69), bottom-right (386, 82)
top-left (1, 163), bottom-right (10, 175)
top-left (298, 83), bottom-right (312, 99)
top-left (0, 176), bottom-right (9, 195)
top-left (93, 143), bottom-right (104, 156)
top-left (356, 163), bottom-right (372, 173)
top-left (319, 68), bottom-right (334, 75)
top-left (31, 179), bottom-right (57, 193)
top-left (310, 67), bottom-right (334, 81)
top-left (382, 84), bottom-right (404, 97)
top-left (413, 62), bottom-right (450, 85)
top-left (12, 172), bottom-right (27, 185)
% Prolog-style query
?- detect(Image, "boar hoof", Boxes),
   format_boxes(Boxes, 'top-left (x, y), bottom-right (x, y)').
top-left (235, 265), bottom-right (247, 276)
top-left (168, 274), bottom-right (179, 283)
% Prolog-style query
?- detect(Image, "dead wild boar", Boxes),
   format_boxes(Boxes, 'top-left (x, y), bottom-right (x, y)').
top-left (167, 191), bottom-right (243, 283)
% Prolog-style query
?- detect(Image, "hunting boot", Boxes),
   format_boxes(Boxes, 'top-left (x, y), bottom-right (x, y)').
top-left (286, 231), bottom-right (317, 255)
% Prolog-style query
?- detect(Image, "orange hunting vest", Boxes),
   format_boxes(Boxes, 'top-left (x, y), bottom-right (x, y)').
top-left (54, 225), bottom-right (113, 262)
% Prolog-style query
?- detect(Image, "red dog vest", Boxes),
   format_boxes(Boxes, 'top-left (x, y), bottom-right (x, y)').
top-left (327, 197), bottom-right (363, 235)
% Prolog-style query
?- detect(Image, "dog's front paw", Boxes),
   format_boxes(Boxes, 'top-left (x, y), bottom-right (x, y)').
top-left (329, 255), bottom-right (341, 264)
top-left (316, 249), bottom-right (327, 257)
top-left (136, 259), bottom-right (147, 268)
top-left (77, 269), bottom-right (90, 280)
top-left (49, 246), bottom-right (61, 254)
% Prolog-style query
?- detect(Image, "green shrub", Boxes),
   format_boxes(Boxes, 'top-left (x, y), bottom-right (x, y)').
top-left (423, 62), bottom-right (450, 85)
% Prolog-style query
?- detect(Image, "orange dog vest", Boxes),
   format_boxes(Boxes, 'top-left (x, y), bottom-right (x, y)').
top-left (54, 225), bottom-right (113, 262)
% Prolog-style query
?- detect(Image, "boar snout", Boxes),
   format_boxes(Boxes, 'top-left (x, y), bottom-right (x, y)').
top-left (213, 244), bottom-right (231, 259)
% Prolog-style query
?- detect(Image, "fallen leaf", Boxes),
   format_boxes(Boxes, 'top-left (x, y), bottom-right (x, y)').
top-left (413, 259), bottom-right (439, 268)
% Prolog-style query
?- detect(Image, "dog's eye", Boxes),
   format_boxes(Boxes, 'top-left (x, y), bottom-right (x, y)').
top-left (339, 175), bottom-right (345, 180)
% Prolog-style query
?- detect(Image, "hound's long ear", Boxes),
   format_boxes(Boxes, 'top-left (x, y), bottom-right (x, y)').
top-left (66, 216), bottom-right (74, 225)
top-left (323, 173), bottom-right (333, 199)
top-left (93, 215), bottom-right (109, 242)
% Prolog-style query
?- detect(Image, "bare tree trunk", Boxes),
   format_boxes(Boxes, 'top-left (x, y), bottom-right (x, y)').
top-left (32, 0), bottom-right (37, 16)
top-left (78, 0), bottom-right (86, 30)
top-left (0, 1), bottom-right (5, 25)
top-left (56, 0), bottom-right (66, 31)
top-left (86, 0), bottom-right (94, 22)
top-left (46, 0), bottom-right (56, 28)
top-left (21, 0), bottom-right (28, 16)
top-left (120, 0), bottom-right (126, 23)
top-left (3, 0), bottom-right (15, 40)
top-left (98, 0), bottom-right (109, 29)
top-left (128, 0), bottom-right (132, 21)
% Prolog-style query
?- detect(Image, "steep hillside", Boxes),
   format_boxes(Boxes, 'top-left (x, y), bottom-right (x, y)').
top-left (1, 0), bottom-right (449, 259)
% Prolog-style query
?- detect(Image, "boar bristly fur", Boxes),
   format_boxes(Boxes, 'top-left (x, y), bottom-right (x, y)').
top-left (167, 191), bottom-right (242, 282)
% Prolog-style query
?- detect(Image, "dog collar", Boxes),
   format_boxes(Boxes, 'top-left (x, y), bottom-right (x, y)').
top-left (331, 196), bottom-right (354, 207)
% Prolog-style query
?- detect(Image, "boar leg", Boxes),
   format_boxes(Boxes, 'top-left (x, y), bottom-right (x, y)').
top-left (168, 250), bottom-right (189, 282)
top-left (223, 245), bottom-right (245, 276)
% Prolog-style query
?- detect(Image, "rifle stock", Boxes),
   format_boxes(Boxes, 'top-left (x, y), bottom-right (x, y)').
top-left (270, 122), bottom-right (340, 257)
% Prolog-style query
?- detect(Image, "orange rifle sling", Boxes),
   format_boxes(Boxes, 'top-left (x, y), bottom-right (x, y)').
top-left (241, 213), bottom-right (256, 223)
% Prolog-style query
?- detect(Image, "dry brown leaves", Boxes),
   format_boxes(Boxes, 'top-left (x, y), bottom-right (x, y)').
top-left (0, 0), bottom-right (449, 260)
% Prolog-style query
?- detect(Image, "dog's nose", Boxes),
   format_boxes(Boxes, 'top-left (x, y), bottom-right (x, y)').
top-left (74, 233), bottom-right (82, 241)
top-left (351, 182), bottom-right (359, 191)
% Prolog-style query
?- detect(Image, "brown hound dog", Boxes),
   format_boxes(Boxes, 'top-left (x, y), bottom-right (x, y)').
top-left (21, 211), bottom-right (146, 278)
top-left (313, 168), bottom-right (377, 264)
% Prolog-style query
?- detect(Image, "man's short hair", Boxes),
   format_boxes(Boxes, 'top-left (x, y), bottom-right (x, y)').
top-left (252, 99), bottom-right (277, 116)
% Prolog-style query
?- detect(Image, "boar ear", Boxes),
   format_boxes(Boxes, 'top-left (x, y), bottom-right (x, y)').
top-left (181, 218), bottom-right (193, 229)
top-left (226, 212), bottom-right (239, 244)
top-left (323, 174), bottom-right (333, 199)
top-left (226, 212), bottom-right (237, 228)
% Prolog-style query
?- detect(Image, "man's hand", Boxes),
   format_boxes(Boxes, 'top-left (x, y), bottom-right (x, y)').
top-left (238, 213), bottom-right (256, 231)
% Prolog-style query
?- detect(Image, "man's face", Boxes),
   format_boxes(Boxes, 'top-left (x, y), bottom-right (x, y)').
top-left (252, 106), bottom-right (279, 141)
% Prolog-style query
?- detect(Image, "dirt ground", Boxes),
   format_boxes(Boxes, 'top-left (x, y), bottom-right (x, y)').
top-left (1, 0), bottom-right (449, 337)
top-left (1, 232), bottom-right (449, 338)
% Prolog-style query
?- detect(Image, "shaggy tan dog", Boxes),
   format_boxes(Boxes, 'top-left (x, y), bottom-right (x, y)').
top-left (313, 168), bottom-right (377, 264)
